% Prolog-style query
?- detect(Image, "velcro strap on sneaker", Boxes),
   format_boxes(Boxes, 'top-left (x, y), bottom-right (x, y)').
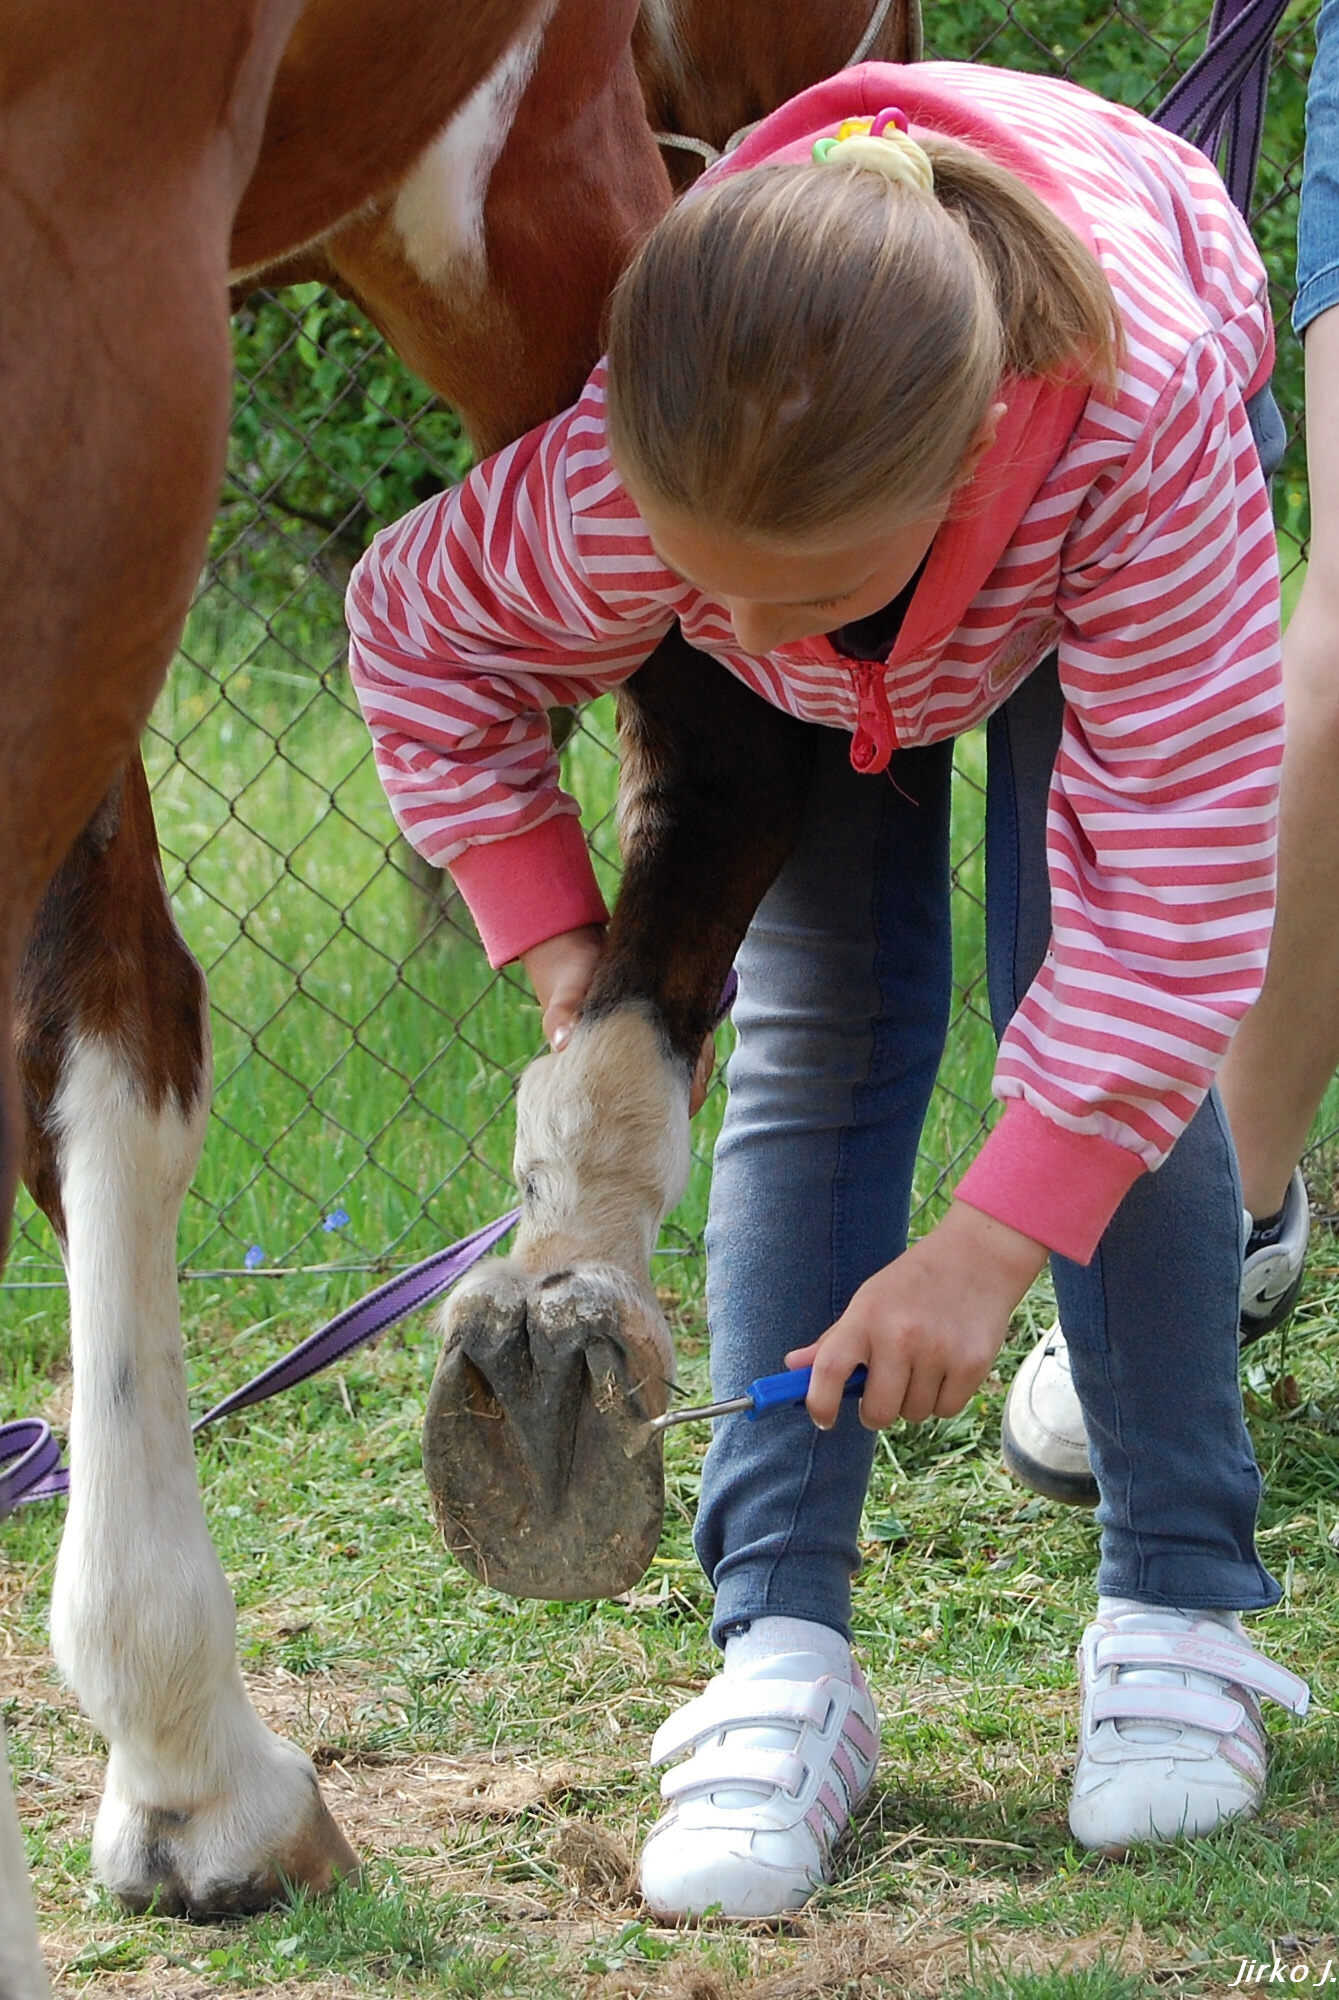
top-left (1089, 1683), bottom-right (1245, 1736)
top-left (650, 1677), bottom-right (840, 1766)
top-left (658, 1744), bottom-right (808, 1804)
top-left (1092, 1632), bottom-right (1310, 1716)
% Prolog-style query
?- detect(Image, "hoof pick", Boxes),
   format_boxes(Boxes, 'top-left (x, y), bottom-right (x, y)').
top-left (625, 1363), bottom-right (868, 1455)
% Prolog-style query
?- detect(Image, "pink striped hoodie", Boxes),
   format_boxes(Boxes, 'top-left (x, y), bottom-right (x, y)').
top-left (346, 61), bottom-right (1283, 1264)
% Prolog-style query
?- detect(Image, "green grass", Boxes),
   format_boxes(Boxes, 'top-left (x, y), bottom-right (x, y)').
top-left (6, 1260), bottom-right (1339, 1995)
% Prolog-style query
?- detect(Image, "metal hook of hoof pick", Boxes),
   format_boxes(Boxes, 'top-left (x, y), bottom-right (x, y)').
top-left (624, 1364), bottom-right (868, 1455)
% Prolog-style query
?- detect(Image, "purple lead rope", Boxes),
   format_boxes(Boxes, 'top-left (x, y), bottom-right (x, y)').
top-left (0, 1419), bottom-right (69, 1508)
top-left (189, 1208), bottom-right (521, 1432)
top-left (1153, 0), bottom-right (1293, 215)
top-left (0, 1209), bottom-right (521, 1513)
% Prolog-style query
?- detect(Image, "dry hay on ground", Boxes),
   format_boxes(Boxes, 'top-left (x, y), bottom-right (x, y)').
top-left (581, 1912), bottom-right (1204, 1999)
top-left (5, 1637), bottom-right (1307, 1997)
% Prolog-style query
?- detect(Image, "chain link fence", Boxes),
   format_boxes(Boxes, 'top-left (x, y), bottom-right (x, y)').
top-left (0, 0), bottom-right (1323, 1294)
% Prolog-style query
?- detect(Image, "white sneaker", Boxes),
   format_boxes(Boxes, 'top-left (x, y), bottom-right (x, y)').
top-left (638, 1649), bottom-right (880, 1920)
top-left (1240, 1167), bottom-right (1310, 1344)
top-left (1000, 1325), bottom-right (1098, 1507)
top-left (1069, 1603), bottom-right (1309, 1853)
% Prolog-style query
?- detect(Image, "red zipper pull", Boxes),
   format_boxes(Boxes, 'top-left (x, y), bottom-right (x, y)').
top-left (849, 662), bottom-right (898, 774)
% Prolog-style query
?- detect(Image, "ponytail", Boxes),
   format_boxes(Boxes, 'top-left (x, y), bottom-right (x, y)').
top-left (923, 140), bottom-right (1121, 390)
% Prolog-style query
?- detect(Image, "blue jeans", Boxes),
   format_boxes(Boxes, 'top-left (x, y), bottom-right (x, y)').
top-left (1297, 0), bottom-right (1339, 336)
top-left (696, 673), bottom-right (1281, 1647)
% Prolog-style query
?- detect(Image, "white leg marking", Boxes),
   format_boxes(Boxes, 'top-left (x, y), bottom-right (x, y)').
top-left (0, 1720), bottom-right (50, 2000)
top-left (47, 1035), bottom-right (333, 1905)
top-left (391, 1), bottom-right (557, 287)
top-left (513, 1005), bottom-right (690, 1273)
top-left (440, 1007), bottom-right (688, 1406)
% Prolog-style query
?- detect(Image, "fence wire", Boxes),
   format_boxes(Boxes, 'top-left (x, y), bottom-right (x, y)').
top-left (0, 0), bottom-right (1322, 1289)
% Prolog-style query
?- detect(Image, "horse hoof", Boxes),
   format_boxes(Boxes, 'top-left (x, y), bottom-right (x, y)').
top-left (424, 1259), bottom-right (671, 1600)
top-left (95, 1739), bottom-right (358, 1918)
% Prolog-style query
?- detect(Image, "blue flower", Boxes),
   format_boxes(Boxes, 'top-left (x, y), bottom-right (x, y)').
top-left (322, 1207), bottom-right (350, 1232)
top-left (244, 1245), bottom-right (265, 1270)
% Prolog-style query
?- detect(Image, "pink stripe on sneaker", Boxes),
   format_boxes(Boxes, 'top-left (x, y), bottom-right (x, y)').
top-left (843, 1714), bottom-right (877, 1764)
top-left (1220, 1733), bottom-right (1266, 1785)
top-left (832, 1743), bottom-right (858, 1801)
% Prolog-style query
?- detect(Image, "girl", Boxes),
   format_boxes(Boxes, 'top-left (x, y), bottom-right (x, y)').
top-left (347, 60), bottom-right (1310, 1918)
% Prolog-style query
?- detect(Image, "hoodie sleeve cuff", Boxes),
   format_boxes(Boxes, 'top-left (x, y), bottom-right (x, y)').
top-left (954, 1099), bottom-right (1145, 1265)
top-left (447, 814), bottom-right (610, 967)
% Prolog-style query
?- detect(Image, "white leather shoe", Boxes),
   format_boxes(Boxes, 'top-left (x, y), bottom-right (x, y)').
top-left (1000, 1324), bottom-right (1098, 1507)
top-left (638, 1650), bottom-right (880, 1920)
top-left (1069, 1604), bottom-right (1309, 1853)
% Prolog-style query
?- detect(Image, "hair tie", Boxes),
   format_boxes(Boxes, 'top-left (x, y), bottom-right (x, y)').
top-left (812, 108), bottom-right (933, 195)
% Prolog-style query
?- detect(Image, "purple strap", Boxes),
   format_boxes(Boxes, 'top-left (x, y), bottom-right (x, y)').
top-left (0, 1419), bottom-right (70, 1509)
top-left (0, 1208), bottom-right (521, 1513)
top-left (1153, 0), bottom-right (1293, 214)
top-left (190, 1207), bottom-right (521, 1431)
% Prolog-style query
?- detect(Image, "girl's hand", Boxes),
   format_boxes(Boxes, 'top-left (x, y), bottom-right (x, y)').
top-left (786, 1202), bottom-right (1049, 1428)
top-left (521, 926), bottom-right (607, 1050)
top-left (520, 924), bottom-right (717, 1113)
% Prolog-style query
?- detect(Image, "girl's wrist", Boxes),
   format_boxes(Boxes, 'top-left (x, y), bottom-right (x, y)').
top-left (521, 925), bottom-right (604, 998)
top-left (942, 1199), bottom-right (1049, 1300)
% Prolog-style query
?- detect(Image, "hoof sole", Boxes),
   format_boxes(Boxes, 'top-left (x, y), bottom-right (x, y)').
top-left (425, 1264), bottom-right (666, 1600)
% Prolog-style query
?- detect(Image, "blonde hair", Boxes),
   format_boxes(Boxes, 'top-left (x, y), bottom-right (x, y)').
top-left (605, 142), bottom-right (1122, 539)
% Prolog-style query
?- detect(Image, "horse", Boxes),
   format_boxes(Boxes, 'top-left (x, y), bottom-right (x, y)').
top-left (0, 0), bottom-right (915, 1975)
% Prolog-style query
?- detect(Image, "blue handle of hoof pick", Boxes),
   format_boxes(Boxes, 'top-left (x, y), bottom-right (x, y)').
top-left (746, 1364), bottom-right (868, 1417)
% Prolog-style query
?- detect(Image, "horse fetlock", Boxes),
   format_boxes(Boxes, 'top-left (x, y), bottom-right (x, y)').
top-left (93, 1722), bottom-right (356, 1918)
top-left (513, 1006), bottom-right (690, 1275)
top-left (55, 1562), bottom-right (357, 1917)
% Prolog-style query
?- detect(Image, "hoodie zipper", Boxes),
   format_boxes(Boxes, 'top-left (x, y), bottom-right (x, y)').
top-left (848, 661), bottom-right (898, 774)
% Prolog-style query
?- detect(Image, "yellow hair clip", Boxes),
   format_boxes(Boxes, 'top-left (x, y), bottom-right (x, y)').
top-left (812, 106), bottom-right (934, 195)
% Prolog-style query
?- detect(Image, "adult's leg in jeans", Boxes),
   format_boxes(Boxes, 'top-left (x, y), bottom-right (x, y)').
top-left (696, 731), bottom-right (954, 1646)
top-left (1220, 322), bottom-right (1339, 1211)
top-left (986, 660), bottom-right (1278, 1610)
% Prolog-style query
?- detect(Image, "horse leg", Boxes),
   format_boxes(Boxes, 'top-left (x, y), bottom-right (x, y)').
top-left (0, 0), bottom-right (319, 1962)
top-left (13, 759), bottom-right (356, 1916)
top-left (317, 0), bottom-right (669, 455)
top-left (423, 631), bottom-right (818, 1598)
